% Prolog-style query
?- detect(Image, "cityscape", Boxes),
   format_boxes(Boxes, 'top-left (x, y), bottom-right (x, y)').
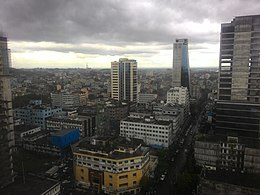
top-left (0, 1), bottom-right (260, 195)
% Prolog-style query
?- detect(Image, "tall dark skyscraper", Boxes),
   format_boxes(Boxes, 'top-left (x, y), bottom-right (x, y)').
top-left (111, 58), bottom-right (137, 102)
top-left (0, 34), bottom-right (15, 188)
top-left (216, 15), bottom-right (260, 138)
top-left (172, 38), bottom-right (190, 90)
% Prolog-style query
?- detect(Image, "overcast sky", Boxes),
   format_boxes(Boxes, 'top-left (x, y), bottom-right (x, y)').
top-left (1, 0), bottom-right (260, 69)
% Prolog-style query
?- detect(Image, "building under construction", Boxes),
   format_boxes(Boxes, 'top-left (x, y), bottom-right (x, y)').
top-left (0, 34), bottom-right (15, 188)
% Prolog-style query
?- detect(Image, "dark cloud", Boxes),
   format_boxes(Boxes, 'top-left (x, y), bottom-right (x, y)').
top-left (1, 0), bottom-right (259, 45)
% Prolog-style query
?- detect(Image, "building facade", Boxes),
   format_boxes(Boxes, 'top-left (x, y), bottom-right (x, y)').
top-left (14, 101), bottom-right (62, 129)
top-left (172, 39), bottom-right (190, 90)
top-left (72, 137), bottom-right (154, 195)
top-left (120, 112), bottom-right (180, 148)
top-left (167, 86), bottom-right (190, 119)
top-left (195, 135), bottom-right (260, 174)
top-left (0, 34), bottom-right (15, 188)
top-left (216, 15), bottom-right (260, 139)
top-left (51, 92), bottom-right (80, 108)
top-left (111, 58), bottom-right (137, 102)
top-left (46, 115), bottom-right (96, 137)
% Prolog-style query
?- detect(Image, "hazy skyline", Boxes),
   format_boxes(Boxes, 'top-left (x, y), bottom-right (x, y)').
top-left (1, 0), bottom-right (260, 69)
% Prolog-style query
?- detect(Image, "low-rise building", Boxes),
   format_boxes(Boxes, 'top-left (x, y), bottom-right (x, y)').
top-left (14, 124), bottom-right (41, 146)
top-left (72, 137), bottom-right (156, 195)
top-left (120, 112), bottom-right (179, 148)
top-left (195, 135), bottom-right (260, 173)
top-left (14, 100), bottom-right (62, 129)
top-left (46, 115), bottom-right (96, 137)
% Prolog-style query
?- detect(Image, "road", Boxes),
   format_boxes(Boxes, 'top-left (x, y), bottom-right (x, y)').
top-left (152, 114), bottom-right (202, 195)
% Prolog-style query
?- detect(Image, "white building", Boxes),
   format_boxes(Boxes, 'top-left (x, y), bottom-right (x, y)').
top-left (137, 93), bottom-right (157, 104)
top-left (167, 86), bottom-right (190, 119)
top-left (51, 92), bottom-right (80, 108)
top-left (120, 112), bottom-right (180, 148)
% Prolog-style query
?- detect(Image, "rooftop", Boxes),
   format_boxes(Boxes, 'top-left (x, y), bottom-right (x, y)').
top-left (51, 128), bottom-right (79, 136)
top-left (122, 116), bottom-right (172, 126)
top-left (72, 136), bottom-right (149, 160)
top-left (203, 170), bottom-right (260, 189)
top-left (0, 174), bottom-right (59, 195)
top-left (14, 124), bottom-right (40, 133)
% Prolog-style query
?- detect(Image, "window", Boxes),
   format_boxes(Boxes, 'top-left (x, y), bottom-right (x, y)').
top-left (81, 176), bottom-right (84, 180)
top-left (109, 183), bottom-right (113, 187)
top-left (119, 175), bottom-right (128, 179)
top-left (133, 173), bottom-right (137, 177)
top-left (119, 183), bottom-right (128, 187)
top-left (133, 181), bottom-right (137, 185)
top-left (109, 175), bottom-right (112, 179)
top-left (81, 169), bottom-right (84, 172)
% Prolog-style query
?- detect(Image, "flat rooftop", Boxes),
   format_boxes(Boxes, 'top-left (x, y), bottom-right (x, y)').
top-left (51, 128), bottom-right (78, 136)
top-left (72, 137), bottom-right (149, 160)
top-left (203, 170), bottom-right (260, 189)
top-left (0, 175), bottom-right (59, 195)
top-left (122, 116), bottom-right (172, 126)
top-left (14, 124), bottom-right (40, 133)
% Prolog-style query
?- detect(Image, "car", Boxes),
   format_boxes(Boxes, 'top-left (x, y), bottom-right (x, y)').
top-left (160, 175), bottom-right (166, 181)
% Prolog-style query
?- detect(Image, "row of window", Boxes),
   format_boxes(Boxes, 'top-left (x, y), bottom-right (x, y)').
top-left (121, 128), bottom-right (169, 134)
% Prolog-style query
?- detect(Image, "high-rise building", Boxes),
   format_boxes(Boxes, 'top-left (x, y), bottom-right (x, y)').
top-left (0, 34), bottom-right (15, 188)
top-left (111, 58), bottom-right (137, 102)
top-left (216, 15), bottom-right (260, 138)
top-left (172, 39), bottom-right (190, 90)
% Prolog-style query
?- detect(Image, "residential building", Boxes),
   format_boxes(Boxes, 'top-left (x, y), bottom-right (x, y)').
top-left (216, 15), bottom-right (260, 138)
top-left (14, 100), bottom-right (62, 129)
top-left (51, 92), bottom-right (80, 108)
top-left (14, 124), bottom-right (41, 146)
top-left (72, 136), bottom-right (155, 195)
top-left (120, 112), bottom-right (180, 148)
top-left (0, 34), bottom-right (15, 188)
top-left (111, 58), bottom-right (137, 102)
top-left (172, 38), bottom-right (190, 90)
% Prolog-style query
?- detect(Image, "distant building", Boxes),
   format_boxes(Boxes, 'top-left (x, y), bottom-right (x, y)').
top-left (172, 39), bottom-right (190, 90)
top-left (120, 112), bottom-right (180, 148)
top-left (51, 92), bottom-right (80, 108)
top-left (137, 93), bottom-right (157, 104)
top-left (167, 86), bottom-right (190, 119)
top-left (72, 136), bottom-right (156, 194)
top-left (111, 58), bottom-right (137, 102)
top-left (0, 34), bottom-right (15, 188)
top-left (14, 100), bottom-right (62, 129)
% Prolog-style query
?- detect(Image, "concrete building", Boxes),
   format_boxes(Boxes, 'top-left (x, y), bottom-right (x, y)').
top-left (14, 100), bottom-right (62, 129)
top-left (46, 115), bottom-right (96, 137)
top-left (14, 124), bottom-right (41, 146)
top-left (172, 39), bottom-right (190, 90)
top-left (137, 93), bottom-right (157, 104)
top-left (120, 112), bottom-right (180, 148)
top-left (72, 136), bottom-right (156, 195)
top-left (111, 58), bottom-right (137, 102)
top-left (216, 15), bottom-right (260, 139)
top-left (51, 92), bottom-right (80, 108)
top-left (194, 135), bottom-right (260, 174)
top-left (167, 86), bottom-right (190, 119)
top-left (0, 34), bottom-right (15, 188)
